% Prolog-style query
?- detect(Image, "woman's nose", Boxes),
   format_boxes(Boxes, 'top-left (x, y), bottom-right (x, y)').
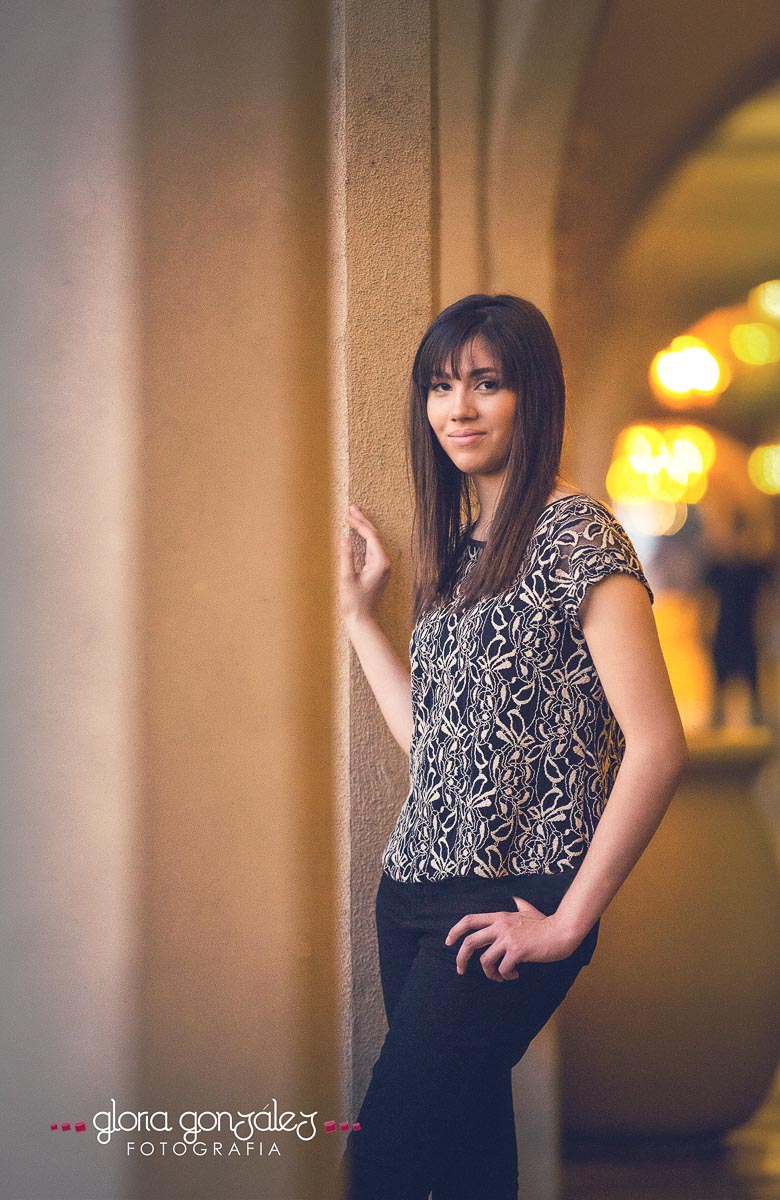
top-left (448, 386), bottom-right (476, 415)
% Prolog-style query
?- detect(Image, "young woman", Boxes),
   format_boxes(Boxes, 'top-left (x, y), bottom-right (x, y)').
top-left (337, 293), bottom-right (689, 1200)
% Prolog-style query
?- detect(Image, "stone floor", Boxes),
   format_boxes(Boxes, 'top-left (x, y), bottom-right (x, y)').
top-left (562, 1061), bottom-right (780, 1200)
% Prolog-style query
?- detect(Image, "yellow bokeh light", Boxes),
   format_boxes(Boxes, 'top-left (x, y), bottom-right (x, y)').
top-left (616, 498), bottom-right (687, 537)
top-left (748, 444), bottom-right (780, 495)
top-left (673, 424), bottom-right (716, 471)
top-left (749, 280), bottom-right (780, 321)
top-left (730, 321), bottom-right (780, 365)
top-left (650, 336), bottom-right (730, 405)
top-left (606, 454), bottom-right (648, 503)
top-left (663, 503), bottom-right (689, 536)
top-left (608, 422), bottom-right (714, 522)
top-left (682, 471), bottom-right (708, 504)
top-left (668, 435), bottom-right (704, 476)
top-left (622, 424), bottom-right (666, 472)
top-left (648, 464), bottom-right (687, 503)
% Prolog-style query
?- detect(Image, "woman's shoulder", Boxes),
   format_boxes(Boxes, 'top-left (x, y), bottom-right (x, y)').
top-left (544, 491), bottom-right (628, 535)
top-left (545, 493), bottom-right (654, 607)
top-left (551, 490), bottom-right (611, 514)
top-left (543, 493), bottom-right (648, 572)
top-left (458, 493), bottom-right (632, 551)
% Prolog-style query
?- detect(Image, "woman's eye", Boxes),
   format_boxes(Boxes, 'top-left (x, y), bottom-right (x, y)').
top-left (430, 379), bottom-right (499, 393)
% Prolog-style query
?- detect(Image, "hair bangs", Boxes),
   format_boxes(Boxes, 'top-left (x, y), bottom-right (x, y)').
top-left (414, 311), bottom-right (519, 395)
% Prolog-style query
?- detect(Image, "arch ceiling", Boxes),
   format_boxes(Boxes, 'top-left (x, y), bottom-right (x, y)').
top-left (554, 0), bottom-right (780, 408)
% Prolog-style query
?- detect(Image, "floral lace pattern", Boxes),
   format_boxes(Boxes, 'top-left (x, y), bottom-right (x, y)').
top-left (381, 494), bottom-right (655, 882)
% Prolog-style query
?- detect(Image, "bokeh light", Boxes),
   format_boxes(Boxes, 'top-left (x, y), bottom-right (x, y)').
top-left (607, 423), bottom-right (717, 532)
top-left (649, 281), bottom-right (780, 415)
top-left (615, 497), bottom-right (688, 537)
top-left (649, 336), bottom-right (730, 406)
top-left (748, 279), bottom-right (780, 321)
top-left (729, 322), bottom-right (780, 365)
top-left (748, 444), bottom-right (780, 495)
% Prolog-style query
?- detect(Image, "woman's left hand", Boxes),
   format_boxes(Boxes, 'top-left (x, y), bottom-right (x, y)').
top-left (444, 897), bottom-right (578, 981)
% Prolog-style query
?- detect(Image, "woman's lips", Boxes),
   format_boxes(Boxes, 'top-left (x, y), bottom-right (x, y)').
top-left (449, 432), bottom-right (486, 444)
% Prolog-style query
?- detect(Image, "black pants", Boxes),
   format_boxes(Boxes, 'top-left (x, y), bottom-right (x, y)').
top-left (340, 869), bottom-right (599, 1200)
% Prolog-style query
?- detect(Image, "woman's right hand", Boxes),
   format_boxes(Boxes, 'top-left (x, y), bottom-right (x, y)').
top-left (339, 504), bottom-right (391, 627)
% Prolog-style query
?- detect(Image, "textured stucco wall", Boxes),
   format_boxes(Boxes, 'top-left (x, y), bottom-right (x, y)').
top-left (330, 0), bottom-right (434, 1123)
top-left (436, 0), bottom-right (487, 302)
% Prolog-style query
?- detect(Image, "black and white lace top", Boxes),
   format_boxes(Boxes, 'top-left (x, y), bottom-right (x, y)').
top-left (381, 493), bottom-right (655, 883)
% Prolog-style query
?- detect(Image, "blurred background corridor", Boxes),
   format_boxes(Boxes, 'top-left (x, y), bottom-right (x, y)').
top-left (2, 1), bottom-right (779, 1198)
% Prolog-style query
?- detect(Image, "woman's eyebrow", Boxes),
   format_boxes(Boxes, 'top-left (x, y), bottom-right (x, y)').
top-left (432, 366), bottom-right (498, 380)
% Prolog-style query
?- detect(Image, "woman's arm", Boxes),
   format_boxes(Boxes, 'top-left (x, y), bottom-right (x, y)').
top-left (552, 572), bottom-right (690, 946)
top-left (339, 505), bottom-right (413, 757)
top-left (344, 615), bottom-right (413, 756)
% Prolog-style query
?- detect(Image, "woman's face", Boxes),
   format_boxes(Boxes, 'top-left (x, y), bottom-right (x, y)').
top-left (426, 334), bottom-right (516, 476)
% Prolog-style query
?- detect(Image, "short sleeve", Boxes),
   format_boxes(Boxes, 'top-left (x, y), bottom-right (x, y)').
top-left (553, 502), bottom-right (655, 624)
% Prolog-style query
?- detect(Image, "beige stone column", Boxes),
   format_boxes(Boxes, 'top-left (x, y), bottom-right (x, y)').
top-left (1, 1), bottom-right (141, 1196)
top-left (329, 0), bottom-right (434, 1127)
top-left (134, 2), bottom-right (339, 1198)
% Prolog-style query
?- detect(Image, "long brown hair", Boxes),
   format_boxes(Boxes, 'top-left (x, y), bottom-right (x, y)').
top-left (406, 293), bottom-right (566, 625)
